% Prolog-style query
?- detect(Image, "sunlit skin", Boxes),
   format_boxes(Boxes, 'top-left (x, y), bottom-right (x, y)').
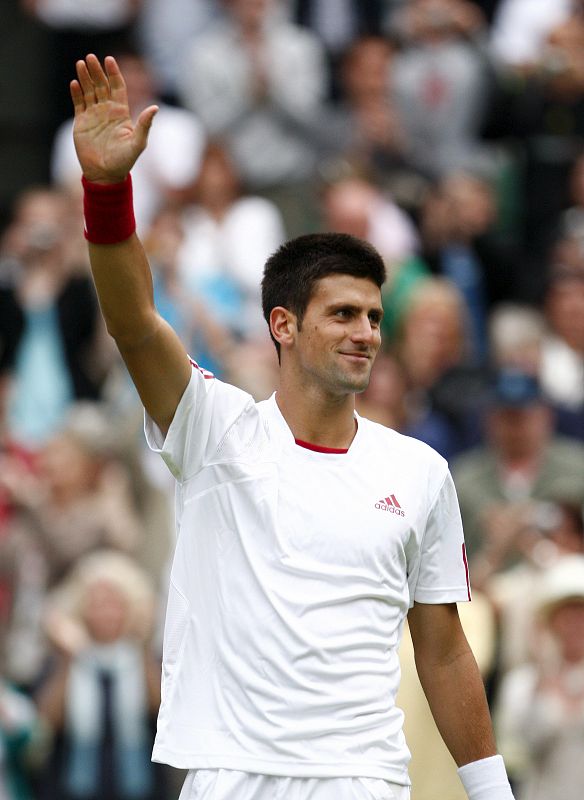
top-left (272, 274), bottom-right (383, 447)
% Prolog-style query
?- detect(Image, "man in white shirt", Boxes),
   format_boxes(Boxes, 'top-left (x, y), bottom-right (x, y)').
top-left (68, 53), bottom-right (515, 800)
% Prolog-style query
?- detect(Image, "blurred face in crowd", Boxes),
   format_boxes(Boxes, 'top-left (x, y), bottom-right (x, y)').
top-left (83, 580), bottom-right (129, 643)
top-left (406, 0), bottom-right (461, 42)
top-left (3, 189), bottom-right (68, 264)
top-left (540, 21), bottom-right (584, 96)
top-left (421, 174), bottom-right (496, 247)
top-left (194, 145), bottom-right (240, 216)
top-left (441, 174), bottom-right (496, 240)
top-left (227, 0), bottom-right (272, 31)
top-left (548, 600), bottom-right (584, 663)
top-left (39, 433), bottom-right (102, 500)
top-left (342, 37), bottom-right (394, 103)
top-left (399, 282), bottom-right (466, 387)
top-left (546, 273), bottom-right (584, 352)
top-left (322, 179), bottom-right (376, 241)
top-left (487, 403), bottom-right (552, 462)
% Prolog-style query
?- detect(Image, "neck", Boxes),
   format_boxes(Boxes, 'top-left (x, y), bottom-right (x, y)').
top-left (275, 381), bottom-right (357, 450)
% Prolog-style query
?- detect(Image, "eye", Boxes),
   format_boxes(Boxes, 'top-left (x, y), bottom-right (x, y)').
top-left (368, 312), bottom-right (382, 326)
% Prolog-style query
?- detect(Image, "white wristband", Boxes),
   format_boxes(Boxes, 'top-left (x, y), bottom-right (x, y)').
top-left (457, 755), bottom-right (515, 800)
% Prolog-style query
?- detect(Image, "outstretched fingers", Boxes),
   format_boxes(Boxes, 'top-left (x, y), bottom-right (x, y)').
top-left (85, 53), bottom-right (111, 102)
top-left (75, 59), bottom-right (97, 106)
top-left (104, 56), bottom-right (129, 108)
top-left (70, 80), bottom-right (86, 114)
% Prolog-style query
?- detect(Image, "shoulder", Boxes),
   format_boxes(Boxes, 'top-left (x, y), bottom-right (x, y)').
top-left (359, 416), bottom-right (448, 473)
top-left (546, 436), bottom-right (584, 463)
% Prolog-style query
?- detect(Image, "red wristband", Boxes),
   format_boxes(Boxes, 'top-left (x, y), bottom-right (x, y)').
top-left (82, 174), bottom-right (136, 244)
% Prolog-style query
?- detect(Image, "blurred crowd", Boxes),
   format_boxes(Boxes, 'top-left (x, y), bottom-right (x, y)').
top-left (1, 1), bottom-right (584, 799)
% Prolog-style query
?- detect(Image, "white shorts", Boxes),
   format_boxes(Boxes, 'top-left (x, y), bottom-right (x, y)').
top-left (179, 769), bottom-right (411, 800)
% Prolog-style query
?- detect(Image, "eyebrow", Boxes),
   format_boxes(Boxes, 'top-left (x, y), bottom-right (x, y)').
top-left (327, 302), bottom-right (384, 318)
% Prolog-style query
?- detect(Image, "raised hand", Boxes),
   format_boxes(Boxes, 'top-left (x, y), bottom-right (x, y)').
top-left (70, 54), bottom-right (158, 184)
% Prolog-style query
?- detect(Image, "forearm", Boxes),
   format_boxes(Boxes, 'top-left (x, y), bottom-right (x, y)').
top-left (415, 645), bottom-right (497, 766)
top-left (88, 235), bottom-right (159, 348)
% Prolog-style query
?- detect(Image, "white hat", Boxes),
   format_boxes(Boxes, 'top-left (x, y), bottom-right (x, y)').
top-left (536, 555), bottom-right (584, 619)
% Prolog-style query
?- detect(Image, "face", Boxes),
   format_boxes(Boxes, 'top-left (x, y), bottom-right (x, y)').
top-left (39, 434), bottom-right (100, 497)
top-left (82, 580), bottom-right (129, 643)
top-left (290, 274), bottom-right (383, 397)
top-left (488, 404), bottom-right (552, 460)
top-left (548, 600), bottom-right (584, 662)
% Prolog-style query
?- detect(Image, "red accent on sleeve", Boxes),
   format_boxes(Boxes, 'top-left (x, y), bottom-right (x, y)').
top-left (462, 543), bottom-right (471, 601)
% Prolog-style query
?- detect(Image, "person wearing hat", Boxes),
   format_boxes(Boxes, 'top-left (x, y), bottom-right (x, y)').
top-left (452, 368), bottom-right (584, 584)
top-left (494, 554), bottom-right (584, 800)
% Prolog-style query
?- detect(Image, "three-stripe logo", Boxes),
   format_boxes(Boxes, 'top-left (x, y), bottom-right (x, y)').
top-left (375, 494), bottom-right (405, 516)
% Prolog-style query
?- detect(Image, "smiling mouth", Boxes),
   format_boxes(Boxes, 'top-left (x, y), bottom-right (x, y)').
top-left (339, 351), bottom-right (371, 361)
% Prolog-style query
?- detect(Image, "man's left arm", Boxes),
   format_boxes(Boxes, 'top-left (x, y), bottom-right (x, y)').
top-left (408, 601), bottom-right (515, 799)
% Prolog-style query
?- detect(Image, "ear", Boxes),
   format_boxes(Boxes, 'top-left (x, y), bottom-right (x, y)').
top-left (269, 306), bottom-right (297, 350)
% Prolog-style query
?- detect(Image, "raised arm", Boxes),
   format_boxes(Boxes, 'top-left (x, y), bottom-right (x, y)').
top-left (71, 54), bottom-right (191, 435)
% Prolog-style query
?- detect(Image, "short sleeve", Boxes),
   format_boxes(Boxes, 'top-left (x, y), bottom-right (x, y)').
top-left (144, 361), bottom-right (253, 482)
top-left (409, 471), bottom-right (471, 605)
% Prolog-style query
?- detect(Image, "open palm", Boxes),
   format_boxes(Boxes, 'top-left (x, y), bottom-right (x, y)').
top-left (71, 54), bottom-right (158, 184)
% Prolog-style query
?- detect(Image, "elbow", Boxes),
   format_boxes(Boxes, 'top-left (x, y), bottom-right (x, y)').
top-left (105, 309), bottom-right (161, 350)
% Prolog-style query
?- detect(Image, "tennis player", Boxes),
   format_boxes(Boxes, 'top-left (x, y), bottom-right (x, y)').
top-left (70, 53), bottom-right (515, 800)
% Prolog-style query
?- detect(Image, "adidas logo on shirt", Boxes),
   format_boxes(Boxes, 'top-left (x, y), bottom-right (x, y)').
top-left (375, 494), bottom-right (405, 516)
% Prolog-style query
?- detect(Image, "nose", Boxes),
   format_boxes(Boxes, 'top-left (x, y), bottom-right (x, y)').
top-left (350, 314), bottom-right (379, 345)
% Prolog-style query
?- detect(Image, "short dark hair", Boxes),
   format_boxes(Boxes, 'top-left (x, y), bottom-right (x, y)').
top-left (261, 232), bottom-right (386, 354)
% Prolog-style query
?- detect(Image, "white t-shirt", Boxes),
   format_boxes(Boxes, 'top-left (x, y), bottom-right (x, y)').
top-left (146, 364), bottom-right (470, 783)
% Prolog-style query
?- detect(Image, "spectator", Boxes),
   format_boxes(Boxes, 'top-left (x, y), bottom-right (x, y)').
top-left (322, 36), bottom-right (429, 211)
top-left (290, 0), bottom-right (386, 99)
top-left (391, 277), bottom-right (482, 459)
top-left (177, 142), bottom-right (286, 342)
top-left (495, 554), bottom-right (584, 799)
top-left (144, 206), bottom-right (235, 377)
top-left (0, 403), bottom-right (145, 686)
top-left (178, 0), bottom-right (329, 236)
top-left (488, 303), bottom-right (546, 377)
top-left (321, 172), bottom-right (420, 265)
top-left (51, 50), bottom-right (206, 232)
top-left (486, 501), bottom-right (584, 677)
top-left (389, 0), bottom-right (495, 178)
top-left (136, 0), bottom-right (217, 104)
top-left (484, 5), bottom-right (584, 302)
top-left (418, 171), bottom-right (518, 361)
top-left (452, 369), bottom-right (584, 568)
top-left (21, 0), bottom-right (143, 132)
top-left (35, 550), bottom-right (164, 800)
top-left (0, 187), bottom-right (107, 448)
top-left (540, 253), bottom-right (584, 437)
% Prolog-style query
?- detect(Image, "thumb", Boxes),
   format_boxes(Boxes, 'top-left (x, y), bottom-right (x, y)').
top-left (134, 104), bottom-right (159, 153)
